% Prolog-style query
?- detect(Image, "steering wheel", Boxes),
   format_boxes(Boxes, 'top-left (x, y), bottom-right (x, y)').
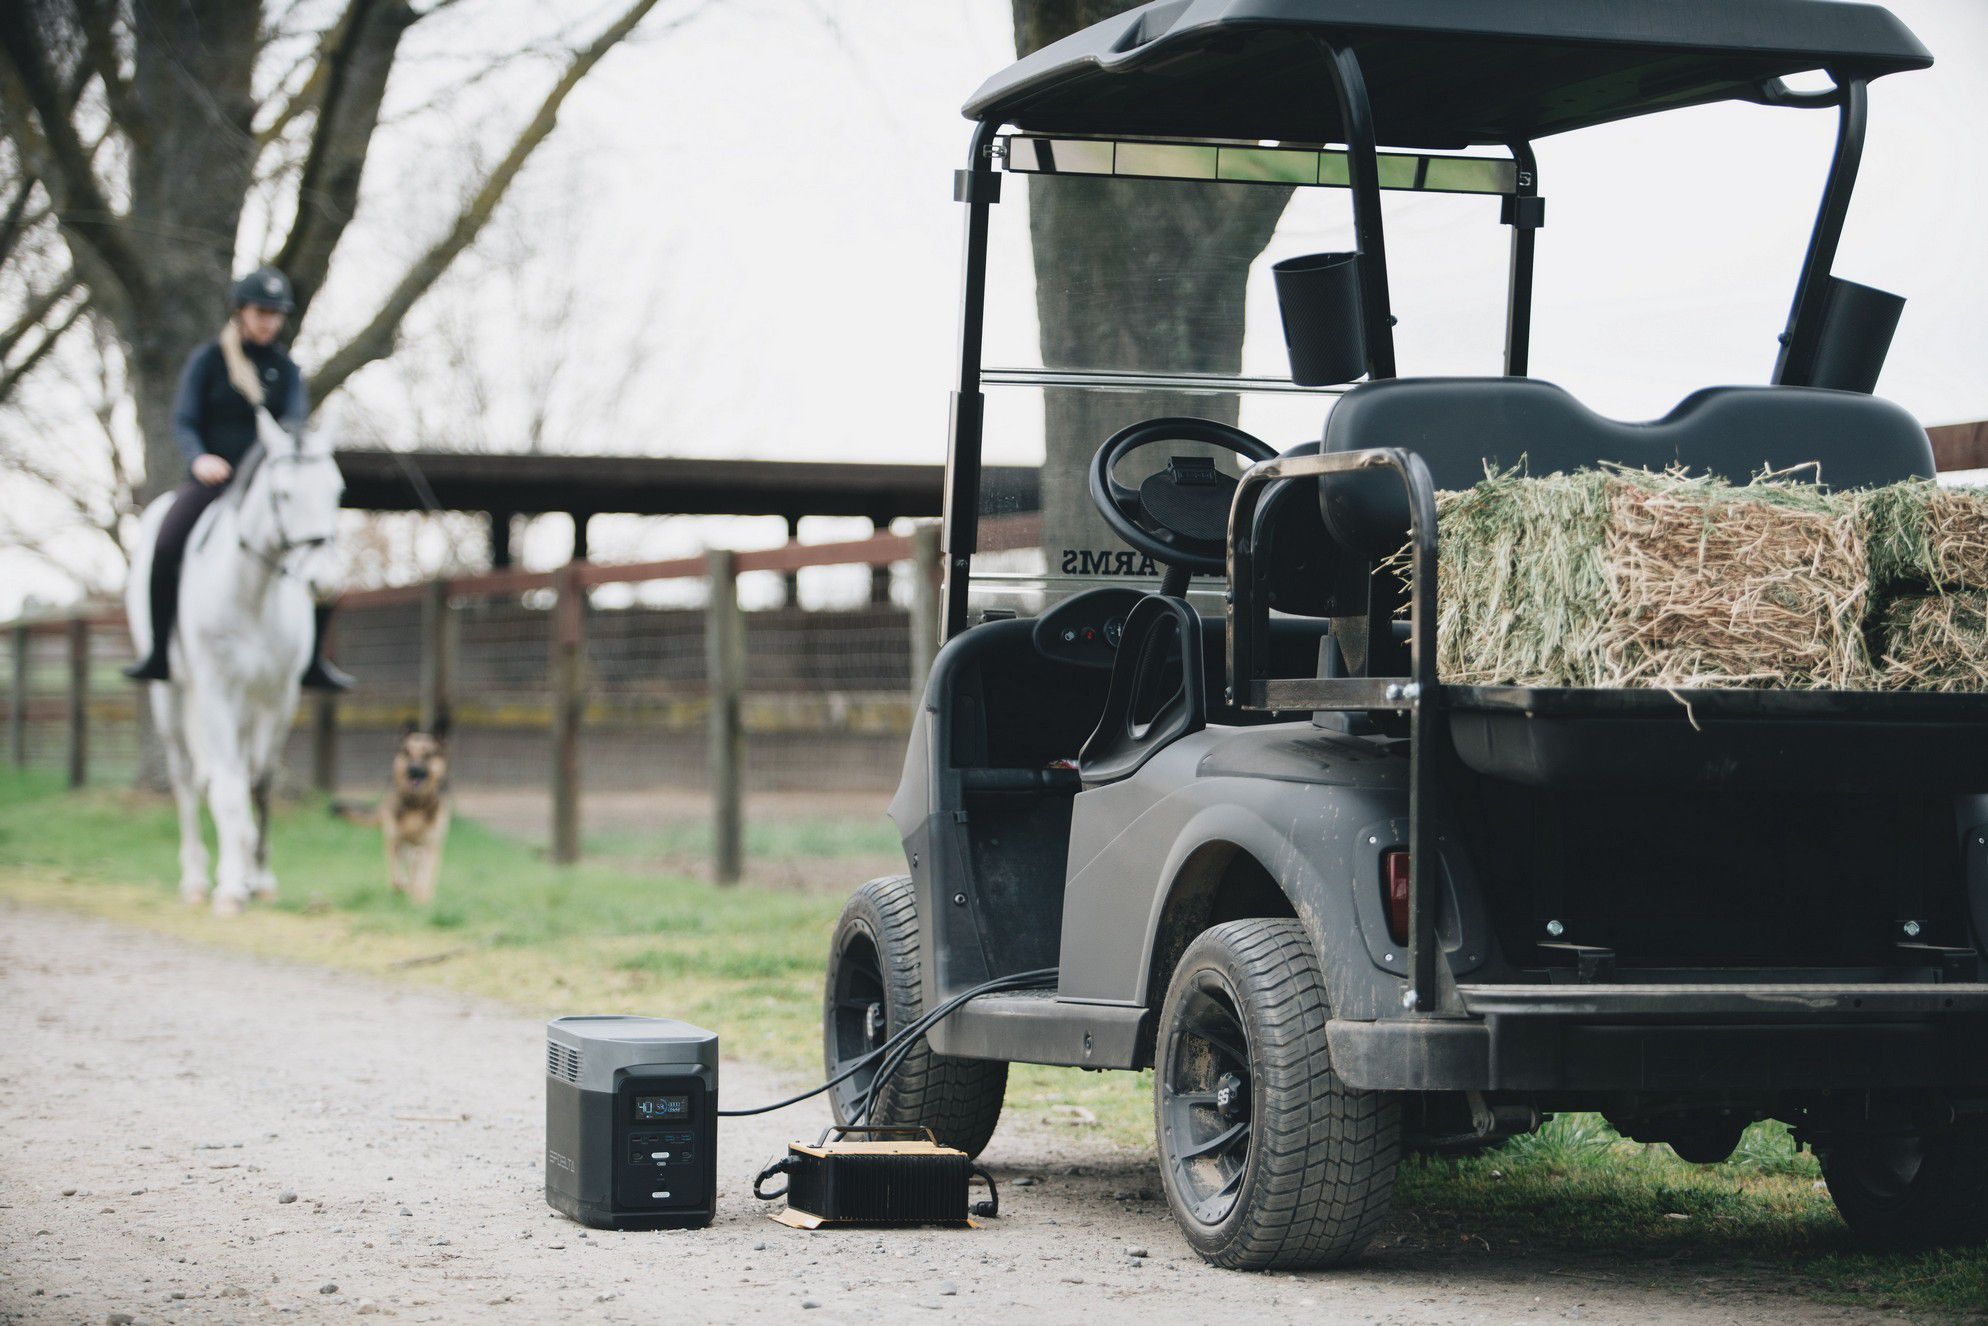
top-left (1087, 417), bottom-right (1279, 576)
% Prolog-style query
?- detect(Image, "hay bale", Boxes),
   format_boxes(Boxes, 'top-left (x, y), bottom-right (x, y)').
top-left (1424, 468), bottom-right (1874, 690)
top-left (1875, 593), bottom-right (1988, 692)
top-left (1858, 480), bottom-right (1988, 590)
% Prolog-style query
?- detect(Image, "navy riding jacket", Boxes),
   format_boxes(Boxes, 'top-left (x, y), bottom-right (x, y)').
top-left (170, 338), bottom-right (308, 467)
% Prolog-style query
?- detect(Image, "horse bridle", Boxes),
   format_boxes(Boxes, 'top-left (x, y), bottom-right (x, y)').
top-left (230, 446), bottom-right (334, 578)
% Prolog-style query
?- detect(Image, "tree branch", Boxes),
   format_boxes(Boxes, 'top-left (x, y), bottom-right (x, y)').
top-left (310, 0), bottom-right (672, 401)
top-left (75, 0), bottom-right (141, 143)
top-left (0, 272), bottom-right (78, 362)
top-left (0, 7), bottom-right (145, 321)
top-left (273, 0), bottom-right (417, 327)
top-left (0, 292), bottom-right (87, 407)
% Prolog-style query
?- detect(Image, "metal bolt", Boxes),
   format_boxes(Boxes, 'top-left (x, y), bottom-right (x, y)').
top-left (910, 853), bottom-right (919, 868)
top-left (1401, 988), bottom-right (1420, 1010)
top-left (1384, 683), bottom-right (1403, 702)
top-left (1545, 919), bottom-right (1565, 938)
top-left (1366, 835), bottom-right (1379, 845)
top-left (1382, 953), bottom-right (1395, 963)
top-left (1901, 919), bottom-right (1923, 938)
top-left (952, 893), bottom-right (967, 906)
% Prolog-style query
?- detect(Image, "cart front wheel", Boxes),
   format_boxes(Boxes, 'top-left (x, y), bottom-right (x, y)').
top-left (822, 875), bottom-right (1007, 1159)
top-left (1822, 1125), bottom-right (1988, 1249)
top-left (1155, 918), bottom-right (1400, 1270)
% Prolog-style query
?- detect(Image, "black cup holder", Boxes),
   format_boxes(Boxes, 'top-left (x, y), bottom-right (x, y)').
top-left (1273, 251), bottom-right (1368, 387)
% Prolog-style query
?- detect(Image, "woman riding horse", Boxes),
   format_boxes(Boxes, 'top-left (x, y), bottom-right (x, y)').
top-left (124, 266), bottom-right (349, 689)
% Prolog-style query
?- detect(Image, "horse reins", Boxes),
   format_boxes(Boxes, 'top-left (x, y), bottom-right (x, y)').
top-left (228, 446), bottom-right (333, 579)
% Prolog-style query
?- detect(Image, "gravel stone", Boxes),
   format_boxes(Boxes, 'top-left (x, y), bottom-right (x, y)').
top-left (277, 1190), bottom-right (297, 1205)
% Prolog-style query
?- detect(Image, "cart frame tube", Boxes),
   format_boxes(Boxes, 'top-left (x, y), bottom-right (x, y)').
top-left (942, 119), bottom-right (1002, 641)
top-left (1323, 40), bottom-right (1398, 380)
top-left (1504, 140), bottom-right (1539, 376)
top-left (1773, 76), bottom-right (1869, 387)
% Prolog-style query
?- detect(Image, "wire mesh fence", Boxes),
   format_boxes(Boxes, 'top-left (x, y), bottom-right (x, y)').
top-left (1, 526), bottom-right (942, 871)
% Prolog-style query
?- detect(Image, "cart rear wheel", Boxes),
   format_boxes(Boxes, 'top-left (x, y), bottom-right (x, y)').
top-left (1155, 918), bottom-right (1400, 1270)
top-left (1822, 1125), bottom-right (1988, 1249)
top-left (822, 875), bottom-right (1007, 1159)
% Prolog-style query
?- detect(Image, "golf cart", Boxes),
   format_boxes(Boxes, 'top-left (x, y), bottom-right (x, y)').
top-left (824, 0), bottom-right (1988, 1269)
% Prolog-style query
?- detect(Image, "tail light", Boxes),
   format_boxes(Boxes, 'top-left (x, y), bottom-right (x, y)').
top-left (1382, 849), bottom-right (1411, 946)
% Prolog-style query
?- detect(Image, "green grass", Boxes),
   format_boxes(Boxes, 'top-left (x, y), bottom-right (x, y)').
top-left (586, 814), bottom-right (901, 864)
top-left (1, 765), bottom-right (1983, 1316)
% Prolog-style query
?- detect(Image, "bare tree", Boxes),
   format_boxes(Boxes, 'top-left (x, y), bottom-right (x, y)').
top-left (1010, 1), bottom-right (1292, 559)
top-left (0, 0), bottom-right (691, 520)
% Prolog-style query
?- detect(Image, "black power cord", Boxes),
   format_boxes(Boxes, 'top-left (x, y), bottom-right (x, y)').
top-left (717, 967), bottom-right (1056, 1119)
top-left (723, 966), bottom-right (1056, 1219)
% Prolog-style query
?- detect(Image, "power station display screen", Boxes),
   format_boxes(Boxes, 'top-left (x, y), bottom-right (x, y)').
top-left (634, 1094), bottom-right (691, 1121)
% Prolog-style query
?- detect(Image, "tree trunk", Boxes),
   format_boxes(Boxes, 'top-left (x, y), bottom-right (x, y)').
top-left (1012, 1), bottom-right (1293, 565)
top-left (125, 0), bottom-right (263, 500)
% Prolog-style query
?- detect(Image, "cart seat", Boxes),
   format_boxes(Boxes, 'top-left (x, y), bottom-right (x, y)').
top-left (1318, 377), bottom-right (1932, 553)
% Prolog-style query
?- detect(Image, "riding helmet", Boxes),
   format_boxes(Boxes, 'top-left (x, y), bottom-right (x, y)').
top-left (232, 265), bottom-right (295, 313)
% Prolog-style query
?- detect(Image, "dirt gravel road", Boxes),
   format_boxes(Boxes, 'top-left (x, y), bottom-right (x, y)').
top-left (0, 902), bottom-right (1910, 1325)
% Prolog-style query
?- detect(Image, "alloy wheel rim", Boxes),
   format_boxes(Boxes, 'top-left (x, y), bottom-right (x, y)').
top-left (828, 931), bottom-right (887, 1120)
top-left (1161, 970), bottom-right (1254, 1226)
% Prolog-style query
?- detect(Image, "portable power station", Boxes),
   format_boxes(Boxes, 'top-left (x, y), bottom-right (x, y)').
top-left (544, 1015), bottom-right (718, 1230)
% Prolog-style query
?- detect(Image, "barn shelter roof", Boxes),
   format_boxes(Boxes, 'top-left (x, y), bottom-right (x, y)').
top-left (333, 450), bottom-right (1040, 523)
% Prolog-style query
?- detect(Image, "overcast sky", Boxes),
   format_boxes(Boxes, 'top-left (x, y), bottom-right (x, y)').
top-left (8, 0), bottom-right (1988, 609)
top-left (457, 0), bottom-right (1988, 576)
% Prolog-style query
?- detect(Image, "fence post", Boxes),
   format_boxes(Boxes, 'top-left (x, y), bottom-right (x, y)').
top-left (550, 561), bottom-right (585, 864)
top-left (66, 617), bottom-right (88, 788)
top-left (9, 624), bottom-right (26, 768)
top-left (310, 693), bottom-right (338, 794)
top-left (908, 524), bottom-right (941, 696)
top-left (705, 549), bottom-right (743, 885)
top-left (420, 578), bottom-right (455, 731)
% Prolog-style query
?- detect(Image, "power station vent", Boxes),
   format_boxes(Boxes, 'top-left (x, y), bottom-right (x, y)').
top-left (547, 1041), bottom-right (582, 1083)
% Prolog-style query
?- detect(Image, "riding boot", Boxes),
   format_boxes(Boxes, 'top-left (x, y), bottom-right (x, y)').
top-left (122, 542), bottom-right (180, 683)
top-left (300, 602), bottom-right (353, 692)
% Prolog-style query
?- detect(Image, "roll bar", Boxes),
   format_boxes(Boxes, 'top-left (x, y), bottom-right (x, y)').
top-left (1226, 448), bottom-right (1458, 1015)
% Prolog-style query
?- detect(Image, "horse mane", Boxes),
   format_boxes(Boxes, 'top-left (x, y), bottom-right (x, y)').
top-left (189, 442), bottom-right (268, 554)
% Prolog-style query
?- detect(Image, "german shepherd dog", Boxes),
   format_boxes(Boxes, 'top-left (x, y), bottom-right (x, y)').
top-left (384, 720), bottom-right (450, 904)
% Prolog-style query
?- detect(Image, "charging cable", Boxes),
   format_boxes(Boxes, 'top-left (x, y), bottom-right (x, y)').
top-left (721, 966), bottom-right (1056, 1219)
top-left (717, 967), bottom-right (1056, 1119)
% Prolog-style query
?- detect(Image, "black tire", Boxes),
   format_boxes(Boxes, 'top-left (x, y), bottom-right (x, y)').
top-left (822, 875), bottom-right (1008, 1159)
top-left (1155, 918), bottom-right (1400, 1270)
top-left (1821, 1125), bottom-right (1988, 1250)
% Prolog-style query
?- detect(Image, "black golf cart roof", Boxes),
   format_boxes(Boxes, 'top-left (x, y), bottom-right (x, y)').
top-left (964, 0), bottom-right (1932, 148)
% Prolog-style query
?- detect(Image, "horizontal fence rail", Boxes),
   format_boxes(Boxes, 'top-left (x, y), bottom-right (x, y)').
top-left (0, 518), bottom-right (1041, 878)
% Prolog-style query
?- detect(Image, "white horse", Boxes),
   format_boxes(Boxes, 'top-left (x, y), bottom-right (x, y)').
top-left (125, 410), bottom-right (344, 915)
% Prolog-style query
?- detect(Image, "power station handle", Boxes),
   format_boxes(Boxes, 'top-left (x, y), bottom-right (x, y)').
top-left (811, 1123), bottom-right (940, 1147)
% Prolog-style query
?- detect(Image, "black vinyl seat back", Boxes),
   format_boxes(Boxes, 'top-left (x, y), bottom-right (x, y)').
top-left (1319, 378), bottom-right (1933, 555)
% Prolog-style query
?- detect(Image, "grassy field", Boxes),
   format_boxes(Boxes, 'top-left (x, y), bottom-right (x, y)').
top-left (1, 766), bottom-right (1982, 1316)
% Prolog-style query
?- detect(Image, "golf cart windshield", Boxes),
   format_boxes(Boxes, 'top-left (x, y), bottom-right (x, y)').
top-left (966, 136), bottom-right (1521, 621)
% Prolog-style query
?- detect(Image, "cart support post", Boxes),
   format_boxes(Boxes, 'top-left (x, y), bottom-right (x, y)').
top-left (66, 617), bottom-right (87, 789)
top-left (942, 120), bottom-right (1001, 641)
top-left (1503, 141), bottom-right (1540, 377)
top-left (9, 624), bottom-right (26, 768)
top-left (706, 549), bottom-right (744, 885)
top-left (550, 561), bottom-right (585, 865)
top-left (1323, 40), bottom-right (1397, 380)
top-left (1775, 77), bottom-right (1868, 386)
top-left (909, 524), bottom-right (941, 695)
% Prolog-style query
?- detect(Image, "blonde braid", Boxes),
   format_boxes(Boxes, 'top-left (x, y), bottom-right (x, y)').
top-left (218, 317), bottom-right (266, 409)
